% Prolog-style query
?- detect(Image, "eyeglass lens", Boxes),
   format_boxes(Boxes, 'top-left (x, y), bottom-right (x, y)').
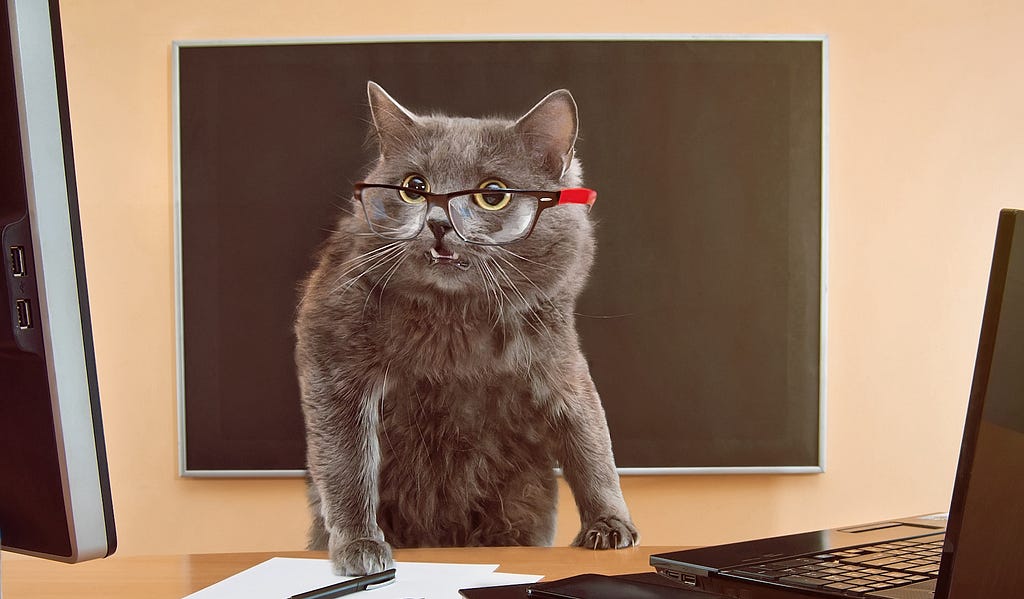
top-left (360, 187), bottom-right (429, 240)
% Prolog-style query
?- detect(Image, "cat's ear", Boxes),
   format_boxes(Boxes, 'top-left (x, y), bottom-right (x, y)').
top-left (513, 89), bottom-right (578, 178)
top-left (366, 81), bottom-right (418, 157)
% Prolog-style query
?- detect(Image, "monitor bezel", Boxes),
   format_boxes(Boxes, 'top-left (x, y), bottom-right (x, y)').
top-left (1, 0), bottom-right (115, 563)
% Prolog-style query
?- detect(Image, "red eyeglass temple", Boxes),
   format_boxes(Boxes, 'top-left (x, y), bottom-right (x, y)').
top-left (557, 188), bottom-right (597, 207)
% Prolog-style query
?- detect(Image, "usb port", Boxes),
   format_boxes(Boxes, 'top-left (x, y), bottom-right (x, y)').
top-left (10, 245), bottom-right (27, 277)
top-left (682, 573), bottom-right (697, 586)
top-left (15, 298), bottom-right (32, 329)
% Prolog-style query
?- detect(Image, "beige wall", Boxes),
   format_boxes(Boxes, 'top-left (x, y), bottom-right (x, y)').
top-left (54, 0), bottom-right (1023, 556)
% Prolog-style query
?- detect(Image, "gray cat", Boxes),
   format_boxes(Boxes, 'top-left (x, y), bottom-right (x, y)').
top-left (294, 82), bottom-right (638, 576)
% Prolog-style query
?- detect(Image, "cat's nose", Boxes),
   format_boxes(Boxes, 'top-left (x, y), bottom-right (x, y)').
top-left (428, 218), bottom-right (453, 242)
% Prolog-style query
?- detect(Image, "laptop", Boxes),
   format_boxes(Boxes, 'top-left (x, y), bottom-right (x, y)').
top-left (651, 208), bottom-right (1024, 599)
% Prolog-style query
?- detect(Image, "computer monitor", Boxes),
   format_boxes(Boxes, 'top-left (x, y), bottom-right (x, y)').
top-left (0, 0), bottom-right (115, 562)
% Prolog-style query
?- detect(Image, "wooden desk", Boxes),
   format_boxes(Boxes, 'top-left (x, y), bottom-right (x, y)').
top-left (1, 546), bottom-right (684, 599)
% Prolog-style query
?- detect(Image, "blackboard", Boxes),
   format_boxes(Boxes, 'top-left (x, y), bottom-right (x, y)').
top-left (174, 36), bottom-right (825, 476)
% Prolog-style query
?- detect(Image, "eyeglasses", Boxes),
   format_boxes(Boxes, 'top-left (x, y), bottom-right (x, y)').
top-left (354, 182), bottom-right (597, 246)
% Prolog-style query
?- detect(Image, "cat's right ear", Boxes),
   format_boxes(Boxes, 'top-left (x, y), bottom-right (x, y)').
top-left (367, 81), bottom-right (418, 157)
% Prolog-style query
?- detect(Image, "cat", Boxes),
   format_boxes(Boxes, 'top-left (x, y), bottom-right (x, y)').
top-left (294, 81), bottom-right (638, 576)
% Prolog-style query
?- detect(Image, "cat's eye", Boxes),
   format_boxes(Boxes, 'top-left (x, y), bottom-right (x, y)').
top-left (473, 180), bottom-right (512, 211)
top-left (399, 174), bottom-right (429, 204)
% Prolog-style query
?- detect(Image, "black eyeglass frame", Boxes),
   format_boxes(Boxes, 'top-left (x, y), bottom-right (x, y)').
top-left (353, 182), bottom-right (597, 246)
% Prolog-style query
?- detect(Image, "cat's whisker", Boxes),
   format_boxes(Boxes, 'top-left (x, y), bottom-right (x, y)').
top-left (493, 253), bottom-right (552, 300)
top-left (486, 260), bottom-right (538, 373)
top-left (493, 254), bottom-right (564, 325)
top-left (485, 259), bottom-right (517, 311)
top-left (334, 262), bottom-right (390, 298)
top-left (347, 240), bottom-right (407, 266)
top-left (491, 259), bottom-right (548, 339)
top-left (477, 260), bottom-right (501, 322)
top-left (493, 253), bottom-right (571, 328)
top-left (367, 248), bottom-right (405, 291)
top-left (361, 250), bottom-right (405, 318)
top-left (475, 261), bottom-right (491, 302)
top-left (475, 260), bottom-right (500, 325)
top-left (330, 241), bottom-right (406, 285)
top-left (370, 251), bottom-right (409, 315)
top-left (495, 246), bottom-right (556, 271)
top-left (495, 271), bottom-right (540, 336)
top-left (332, 241), bottom-right (405, 278)
top-left (328, 202), bottom-right (358, 218)
top-left (480, 259), bottom-right (511, 334)
top-left (380, 251), bottom-right (409, 293)
top-left (477, 259), bottom-right (501, 319)
top-left (332, 244), bottom-right (407, 297)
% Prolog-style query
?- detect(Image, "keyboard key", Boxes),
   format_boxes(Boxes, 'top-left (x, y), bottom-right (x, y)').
top-left (723, 569), bottom-right (779, 581)
top-left (842, 553), bottom-right (893, 564)
top-left (844, 578), bottom-right (872, 586)
top-left (798, 563), bottom-right (832, 572)
top-left (908, 564), bottom-right (940, 574)
top-left (778, 575), bottom-right (825, 588)
top-left (770, 558), bottom-right (821, 569)
top-left (857, 555), bottom-right (906, 567)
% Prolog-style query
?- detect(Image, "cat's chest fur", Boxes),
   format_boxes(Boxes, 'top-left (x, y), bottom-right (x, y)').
top-left (362, 290), bottom-right (555, 381)
top-left (363, 298), bottom-right (563, 547)
top-left (355, 288), bottom-right (564, 455)
top-left (378, 373), bottom-right (555, 466)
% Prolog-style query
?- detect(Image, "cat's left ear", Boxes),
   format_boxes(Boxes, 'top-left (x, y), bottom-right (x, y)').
top-left (513, 90), bottom-right (578, 178)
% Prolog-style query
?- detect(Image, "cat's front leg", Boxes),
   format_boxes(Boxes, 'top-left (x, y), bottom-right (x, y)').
top-left (302, 373), bottom-right (393, 575)
top-left (327, 533), bottom-right (392, 577)
top-left (556, 366), bottom-right (640, 550)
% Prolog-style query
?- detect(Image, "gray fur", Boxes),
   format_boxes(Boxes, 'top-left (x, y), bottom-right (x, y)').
top-left (295, 82), bottom-right (638, 576)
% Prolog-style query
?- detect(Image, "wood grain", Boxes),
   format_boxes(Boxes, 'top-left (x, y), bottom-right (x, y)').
top-left (1, 546), bottom-right (686, 598)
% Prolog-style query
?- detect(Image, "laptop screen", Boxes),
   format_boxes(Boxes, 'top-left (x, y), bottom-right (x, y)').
top-left (939, 209), bottom-right (1024, 598)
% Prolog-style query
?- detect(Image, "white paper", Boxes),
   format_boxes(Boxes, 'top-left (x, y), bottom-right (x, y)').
top-left (184, 557), bottom-right (543, 599)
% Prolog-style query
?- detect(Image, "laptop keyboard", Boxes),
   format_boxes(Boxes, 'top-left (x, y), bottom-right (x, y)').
top-left (720, 533), bottom-right (944, 596)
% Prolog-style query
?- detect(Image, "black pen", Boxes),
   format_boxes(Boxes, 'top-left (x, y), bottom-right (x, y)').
top-left (288, 568), bottom-right (397, 599)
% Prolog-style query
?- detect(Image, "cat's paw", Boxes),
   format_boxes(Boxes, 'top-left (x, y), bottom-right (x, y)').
top-left (572, 515), bottom-right (639, 550)
top-left (330, 537), bottom-right (394, 576)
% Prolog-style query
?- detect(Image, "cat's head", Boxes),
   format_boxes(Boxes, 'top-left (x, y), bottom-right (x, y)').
top-left (345, 82), bottom-right (596, 305)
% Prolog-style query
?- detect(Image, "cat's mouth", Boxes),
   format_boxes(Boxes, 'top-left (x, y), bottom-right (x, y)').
top-left (425, 246), bottom-right (471, 271)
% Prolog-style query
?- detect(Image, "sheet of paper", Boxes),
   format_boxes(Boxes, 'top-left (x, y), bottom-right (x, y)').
top-left (184, 557), bottom-right (543, 599)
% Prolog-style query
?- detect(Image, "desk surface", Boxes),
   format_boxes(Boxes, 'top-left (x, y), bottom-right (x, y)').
top-left (1, 546), bottom-right (684, 599)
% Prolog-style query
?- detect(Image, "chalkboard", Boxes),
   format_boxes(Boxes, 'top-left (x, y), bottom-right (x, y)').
top-left (174, 36), bottom-right (825, 476)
